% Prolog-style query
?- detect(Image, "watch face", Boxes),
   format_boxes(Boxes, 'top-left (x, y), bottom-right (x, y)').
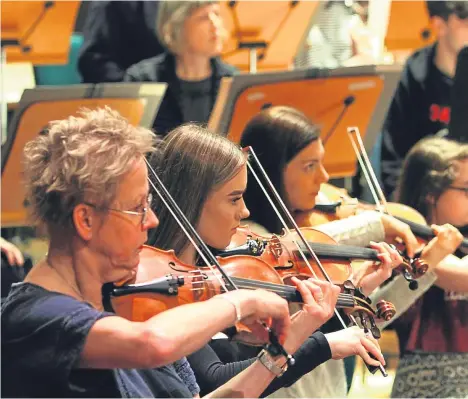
top-left (258, 350), bottom-right (288, 376)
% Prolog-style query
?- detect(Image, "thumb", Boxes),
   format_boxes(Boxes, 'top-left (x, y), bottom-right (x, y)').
top-left (431, 224), bottom-right (443, 235)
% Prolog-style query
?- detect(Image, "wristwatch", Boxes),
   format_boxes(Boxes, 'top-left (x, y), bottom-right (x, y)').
top-left (257, 349), bottom-right (288, 377)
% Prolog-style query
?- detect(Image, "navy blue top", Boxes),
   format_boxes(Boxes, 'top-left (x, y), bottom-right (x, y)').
top-left (1, 283), bottom-right (192, 398)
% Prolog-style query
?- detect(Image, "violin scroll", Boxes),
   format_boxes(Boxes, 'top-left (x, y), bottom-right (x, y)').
top-left (375, 300), bottom-right (396, 322)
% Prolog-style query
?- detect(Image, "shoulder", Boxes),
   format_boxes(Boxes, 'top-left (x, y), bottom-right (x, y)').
top-left (2, 283), bottom-right (111, 341)
top-left (125, 53), bottom-right (173, 82)
top-left (402, 44), bottom-right (436, 84)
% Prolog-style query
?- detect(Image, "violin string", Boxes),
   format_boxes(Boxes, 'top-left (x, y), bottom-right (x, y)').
top-left (182, 271), bottom-right (356, 299)
top-left (245, 147), bottom-right (348, 327)
top-left (294, 242), bottom-right (380, 261)
top-left (186, 287), bottom-right (356, 308)
top-left (187, 280), bottom-right (355, 302)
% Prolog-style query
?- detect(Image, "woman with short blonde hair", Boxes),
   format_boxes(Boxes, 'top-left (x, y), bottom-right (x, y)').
top-left (125, 1), bottom-right (236, 136)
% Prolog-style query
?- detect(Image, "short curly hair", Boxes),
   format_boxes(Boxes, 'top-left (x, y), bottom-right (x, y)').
top-left (23, 107), bottom-right (156, 229)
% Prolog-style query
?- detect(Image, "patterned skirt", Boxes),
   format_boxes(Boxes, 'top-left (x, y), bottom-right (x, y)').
top-left (391, 351), bottom-right (468, 398)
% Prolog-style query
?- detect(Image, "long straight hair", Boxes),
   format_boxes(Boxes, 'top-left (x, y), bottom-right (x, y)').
top-left (239, 106), bottom-right (320, 234)
top-left (148, 124), bottom-right (246, 255)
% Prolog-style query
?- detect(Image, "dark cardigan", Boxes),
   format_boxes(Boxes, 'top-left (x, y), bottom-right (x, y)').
top-left (124, 53), bottom-right (238, 136)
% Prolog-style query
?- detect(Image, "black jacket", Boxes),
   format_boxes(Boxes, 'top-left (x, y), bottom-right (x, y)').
top-left (380, 44), bottom-right (453, 198)
top-left (124, 53), bottom-right (238, 136)
top-left (78, 1), bottom-right (164, 83)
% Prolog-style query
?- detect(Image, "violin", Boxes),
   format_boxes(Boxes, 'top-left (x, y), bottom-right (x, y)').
top-left (296, 183), bottom-right (427, 226)
top-left (103, 245), bottom-right (392, 337)
top-left (224, 225), bottom-right (426, 292)
top-left (306, 183), bottom-right (468, 252)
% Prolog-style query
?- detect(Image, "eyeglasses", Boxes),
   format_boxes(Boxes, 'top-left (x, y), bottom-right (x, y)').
top-left (85, 193), bottom-right (153, 226)
top-left (448, 186), bottom-right (468, 197)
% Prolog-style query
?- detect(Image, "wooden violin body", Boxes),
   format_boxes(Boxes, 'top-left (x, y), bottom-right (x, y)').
top-left (107, 245), bottom-right (288, 322)
top-left (104, 243), bottom-right (395, 339)
top-left (224, 226), bottom-right (397, 327)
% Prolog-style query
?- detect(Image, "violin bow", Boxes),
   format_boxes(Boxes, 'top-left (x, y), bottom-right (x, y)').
top-left (346, 127), bottom-right (388, 213)
top-left (348, 127), bottom-right (468, 254)
top-left (244, 146), bottom-right (387, 377)
top-left (143, 158), bottom-right (295, 366)
top-left (346, 127), bottom-right (441, 273)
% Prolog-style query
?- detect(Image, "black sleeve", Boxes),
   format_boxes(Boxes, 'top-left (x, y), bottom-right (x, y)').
top-left (1, 253), bottom-right (33, 300)
top-left (78, 1), bottom-right (163, 83)
top-left (380, 63), bottom-right (418, 199)
top-left (261, 331), bottom-right (331, 397)
top-left (188, 332), bottom-right (331, 397)
top-left (187, 344), bottom-right (255, 396)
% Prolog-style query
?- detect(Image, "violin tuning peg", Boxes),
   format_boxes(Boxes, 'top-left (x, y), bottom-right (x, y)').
top-left (412, 258), bottom-right (429, 278)
top-left (342, 280), bottom-right (355, 292)
top-left (376, 300), bottom-right (396, 321)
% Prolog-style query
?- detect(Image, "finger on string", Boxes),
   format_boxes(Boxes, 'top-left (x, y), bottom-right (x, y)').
top-left (376, 252), bottom-right (392, 268)
top-left (291, 277), bottom-right (316, 304)
top-left (302, 279), bottom-right (324, 303)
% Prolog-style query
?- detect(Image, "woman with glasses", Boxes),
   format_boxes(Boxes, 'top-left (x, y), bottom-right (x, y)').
top-left (390, 136), bottom-right (468, 398)
top-left (1, 108), bottom-right (344, 398)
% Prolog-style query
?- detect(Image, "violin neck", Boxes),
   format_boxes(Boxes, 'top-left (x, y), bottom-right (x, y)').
top-left (313, 202), bottom-right (342, 214)
top-left (394, 216), bottom-right (468, 250)
top-left (230, 277), bottom-right (355, 309)
top-left (296, 242), bottom-right (380, 261)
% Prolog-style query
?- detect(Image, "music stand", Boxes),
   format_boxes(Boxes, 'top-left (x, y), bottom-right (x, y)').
top-left (385, 1), bottom-right (434, 59)
top-left (220, 1), bottom-right (322, 72)
top-left (1, 1), bottom-right (80, 64)
top-left (209, 65), bottom-right (401, 178)
top-left (1, 83), bottom-right (167, 227)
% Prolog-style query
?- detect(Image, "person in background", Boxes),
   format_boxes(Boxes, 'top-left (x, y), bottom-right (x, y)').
top-left (380, 1), bottom-right (468, 199)
top-left (124, 1), bottom-right (236, 137)
top-left (389, 136), bottom-right (468, 398)
top-left (295, 1), bottom-right (374, 69)
top-left (78, 1), bottom-right (164, 83)
top-left (1, 237), bottom-right (33, 302)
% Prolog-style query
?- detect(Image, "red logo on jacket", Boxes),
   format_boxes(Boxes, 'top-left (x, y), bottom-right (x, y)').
top-left (429, 104), bottom-right (451, 124)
